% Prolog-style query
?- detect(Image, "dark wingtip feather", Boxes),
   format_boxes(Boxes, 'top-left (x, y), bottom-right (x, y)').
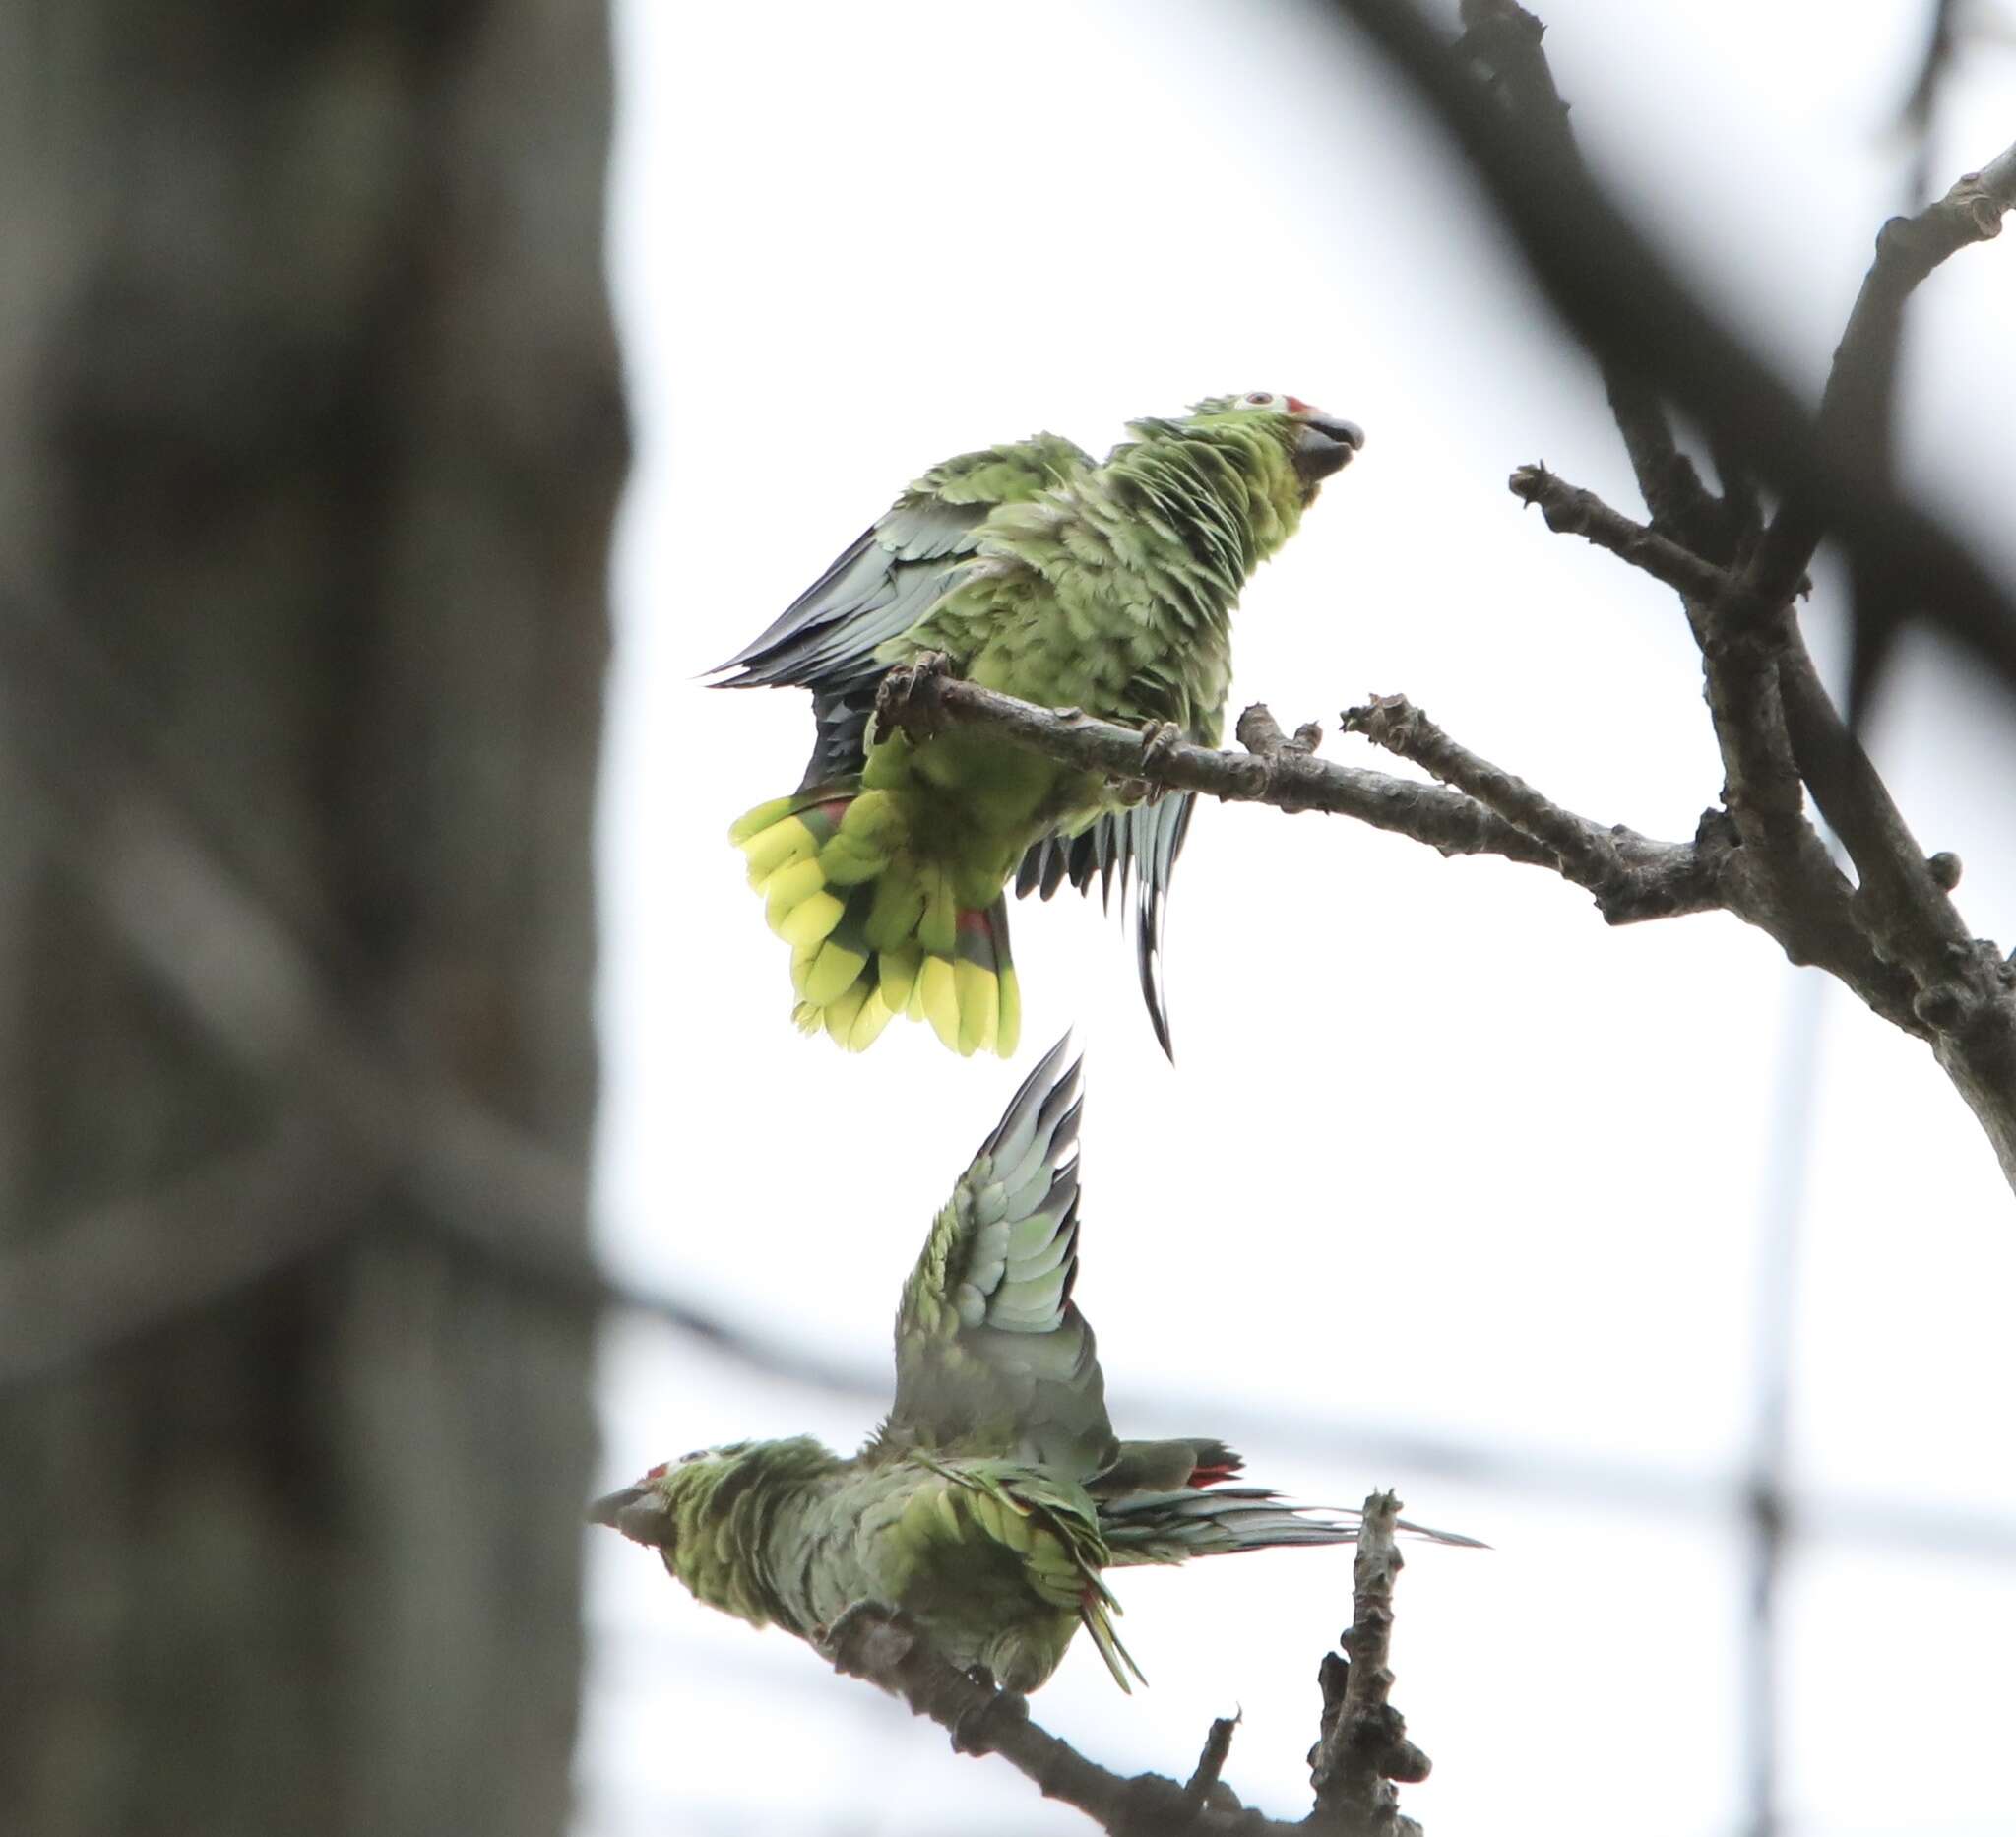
top-left (1140, 926), bottom-right (1175, 1062)
top-left (985, 1032), bottom-right (1082, 1164)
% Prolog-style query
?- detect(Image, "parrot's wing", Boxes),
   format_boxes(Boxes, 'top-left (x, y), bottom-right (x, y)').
top-left (710, 435), bottom-right (1094, 789)
top-left (1016, 792), bottom-right (1197, 1061)
top-left (879, 1037), bottom-right (1117, 1477)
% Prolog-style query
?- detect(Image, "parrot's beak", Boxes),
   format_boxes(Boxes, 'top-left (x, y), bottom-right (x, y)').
top-left (588, 1483), bottom-right (673, 1550)
top-left (1292, 413), bottom-right (1364, 487)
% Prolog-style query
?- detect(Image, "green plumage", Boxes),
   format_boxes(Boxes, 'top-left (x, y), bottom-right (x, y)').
top-left (591, 1040), bottom-right (1478, 1693)
top-left (716, 392), bottom-right (1363, 1058)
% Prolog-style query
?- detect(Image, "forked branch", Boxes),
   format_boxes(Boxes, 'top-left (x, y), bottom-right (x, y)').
top-left (824, 1490), bottom-right (1434, 1836)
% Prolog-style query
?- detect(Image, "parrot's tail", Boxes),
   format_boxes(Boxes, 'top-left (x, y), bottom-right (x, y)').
top-left (1097, 1489), bottom-right (1487, 1566)
top-left (730, 788), bottom-right (1021, 1057)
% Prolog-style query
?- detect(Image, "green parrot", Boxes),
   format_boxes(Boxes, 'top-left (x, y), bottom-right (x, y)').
top-left (591, 1038), bottom-right (1476, 1693)
top-left (712, 392), bottom-right (1363, 1059)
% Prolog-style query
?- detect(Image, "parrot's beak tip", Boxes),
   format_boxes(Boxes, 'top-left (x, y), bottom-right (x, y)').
top-left (1293, 416), bottom-right (1363, 484)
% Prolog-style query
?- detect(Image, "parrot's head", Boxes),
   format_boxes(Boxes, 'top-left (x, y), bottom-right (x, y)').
top-left (587, 1448), bottom-right (719, 1552)
top-left (588, 1436), bottom-right (839, 1599)
top-left (1186, 390), bottom-right (1364, 502)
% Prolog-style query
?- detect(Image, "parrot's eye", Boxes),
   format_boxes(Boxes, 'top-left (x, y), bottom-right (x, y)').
top-left (1242, 391), bottom-right (1279, 409)
top-left (678, 1448), bottom-right (706, 1465)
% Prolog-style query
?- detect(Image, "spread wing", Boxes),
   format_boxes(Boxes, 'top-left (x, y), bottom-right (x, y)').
top-left (878, 1037), bottom-right (1117, 1479)
top-left (709, 434), bottom-right (1093, 790)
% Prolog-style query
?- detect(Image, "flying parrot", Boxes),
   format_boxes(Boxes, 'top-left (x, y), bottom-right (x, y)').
top-left (712, 392), bottom-right (1364, 1060)
top-left (591, 1038), bottom-right (1477, 1693)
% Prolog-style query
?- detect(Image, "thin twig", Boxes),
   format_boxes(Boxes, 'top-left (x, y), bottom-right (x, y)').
top-left (1509, 464), bottom-right (1750, 608)
top-left (1747, 147), bottom-right (2016, 612)
top-left (1340, 691), bottom-right (1715, 920)
top-left (1181, 1716), bottom-right (1241, 1819)
top-left (1455, 0), bottom-right (1724, 548)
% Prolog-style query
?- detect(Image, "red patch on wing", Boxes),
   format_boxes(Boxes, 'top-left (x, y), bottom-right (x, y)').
top-left (1285, 395), bottom-right (1315, 416)
top-left (956, 907), bottom-right (991, 937)
top-left (816, 797), bottom-right (853, 824)
top-left (1187, 1462), bottom-right (1240, 1489)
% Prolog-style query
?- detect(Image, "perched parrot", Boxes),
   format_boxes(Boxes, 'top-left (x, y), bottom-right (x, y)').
top-left (591, 1038), bottom-right (1476, 1693)
top-left (712, 392), bottom-right (1363, 1060)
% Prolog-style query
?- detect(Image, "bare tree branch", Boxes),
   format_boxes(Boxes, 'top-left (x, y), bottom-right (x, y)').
top-left (1310, 1493), bottom-right (1432, 1836)
top-left (876, 658), bottom-right (1710, 915)
top-left (1181, 1715), bottom-right (1242, 1821)
top-left (874, 604), bottom-right (2016, 1190)
top-left (1340, 690), bottom-right (1715, 919)
top-left (1316, 0), bottom-right (2016, 699)
top-left (1508, 463), bottom-right (2016, 1184)
top-left (825, 1495), bottom-right (1433, 1837)
top-left (826, 1604), bottom-right (1300, 1836)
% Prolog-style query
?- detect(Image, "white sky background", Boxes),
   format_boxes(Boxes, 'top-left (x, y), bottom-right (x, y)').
top-left (580, 3), bottom-right (2016, 1832)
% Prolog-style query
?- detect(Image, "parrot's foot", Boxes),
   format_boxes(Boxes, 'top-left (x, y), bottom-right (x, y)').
top-left (949, 1681), bottom-right (1031, 1757)
top-left (874, 651), bottom-right (955, 742)
top-left (1138, 718), bottom-right (1184, 781)
top-left (821, 1600), bottom-right (921, 1681)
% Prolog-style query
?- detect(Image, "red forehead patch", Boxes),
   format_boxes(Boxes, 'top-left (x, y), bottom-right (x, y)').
top-left (1285, 395), bottom-right (1314, 415)
top-left (644, 1460), bottom-right (670, 1481)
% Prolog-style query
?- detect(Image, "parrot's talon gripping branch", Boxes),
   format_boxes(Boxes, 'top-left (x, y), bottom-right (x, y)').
top-left (1138, 719), bottom-right (1185, 783)
top-left (823, 1600), bottom-right (920, 1678)
top-left (873, 652), bottom-right (958, 744)
top-left (947, 1681), bottom-right (1030, 1759)
top-left (1307, 1492), bottom-right (1430, 1836)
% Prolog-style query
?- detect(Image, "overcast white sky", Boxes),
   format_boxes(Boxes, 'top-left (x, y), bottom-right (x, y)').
top-left (580, 3), bottom-right (2016, 1832)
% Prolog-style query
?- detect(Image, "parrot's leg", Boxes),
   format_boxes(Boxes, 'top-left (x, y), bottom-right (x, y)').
top-left (818, 1599), bottom-right (919, 1674)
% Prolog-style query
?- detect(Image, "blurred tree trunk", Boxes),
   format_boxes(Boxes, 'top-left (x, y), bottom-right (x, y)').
top-left (0, 6), bottom-right (625, 1836)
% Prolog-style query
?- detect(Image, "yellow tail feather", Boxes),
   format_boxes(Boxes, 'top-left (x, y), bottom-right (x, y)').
top-left (821, 982), bottom-right (869, 1046)
top-left (763, 856), bottom-right (825, 933)
top-left (846, 985), bottom-right (895, 1051)
top-left (954, 957), bottom-right (998, 1057)
top-left (803, 936), bottom-right (869, 1007)
top-left (727, 795), bottom-right (799, 847)
top-left (918, 955), bottom-right (965, 1054)
top-left (739, 814), bottom-right (818, 890)
top-left (877, 944), bottom-right (920, 1013)
top-left (996, 964), bottom-right (1022, 1059)
top-left (778, 890), bottom-right (845, 949)
top-left (734, 791), bottom-right (1021, 1059)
